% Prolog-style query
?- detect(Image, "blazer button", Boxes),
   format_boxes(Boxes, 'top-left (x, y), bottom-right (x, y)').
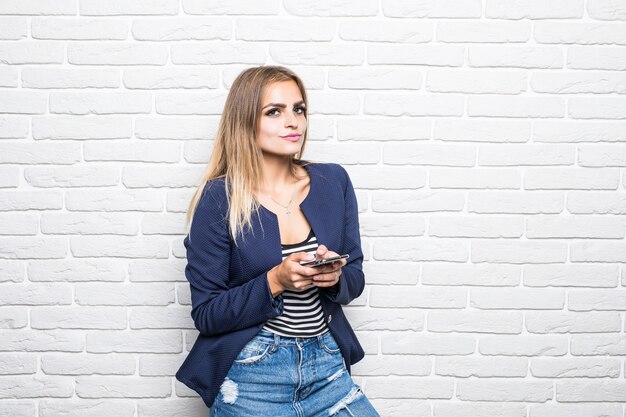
top-left (327, 314), bottom-right (332, 323)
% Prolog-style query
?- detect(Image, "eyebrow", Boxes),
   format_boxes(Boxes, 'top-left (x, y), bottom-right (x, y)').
top-left (261, 100), bottom-right (305, 110)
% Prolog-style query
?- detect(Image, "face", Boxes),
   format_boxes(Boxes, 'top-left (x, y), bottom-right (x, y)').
top-left (256, 80), bottom-right (307, 158)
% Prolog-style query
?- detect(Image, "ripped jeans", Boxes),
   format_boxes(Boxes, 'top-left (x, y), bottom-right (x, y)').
top-left (210, 329), bottom-right (380, 417)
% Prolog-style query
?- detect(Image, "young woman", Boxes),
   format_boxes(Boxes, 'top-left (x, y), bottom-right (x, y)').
top-left (176, 65), bottom-right (380, 417)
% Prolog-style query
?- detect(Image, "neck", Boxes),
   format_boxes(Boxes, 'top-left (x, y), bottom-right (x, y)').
top-left (259, 154), bottom-right (296, 193)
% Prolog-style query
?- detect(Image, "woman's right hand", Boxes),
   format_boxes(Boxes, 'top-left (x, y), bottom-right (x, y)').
top-left (267, 252), bottom-right (318, 296)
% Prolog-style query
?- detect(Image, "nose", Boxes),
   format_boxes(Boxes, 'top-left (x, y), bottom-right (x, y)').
top-left (284, 110), bottom-right (298, 128)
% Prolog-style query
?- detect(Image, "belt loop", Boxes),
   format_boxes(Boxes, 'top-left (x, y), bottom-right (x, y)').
top-left (272, 332), bottom-right (280, 352)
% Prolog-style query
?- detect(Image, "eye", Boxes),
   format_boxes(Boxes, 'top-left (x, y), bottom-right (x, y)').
top-left (265, 106), bottom-right (307, 117)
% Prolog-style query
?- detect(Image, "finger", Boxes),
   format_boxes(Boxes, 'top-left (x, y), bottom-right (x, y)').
top-left (316, 245), bottom-right (328, 257)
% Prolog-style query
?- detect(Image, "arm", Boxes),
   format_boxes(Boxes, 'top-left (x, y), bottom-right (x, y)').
top-left (184, 181), bottom-right (283, 337)
top-left (320, 165), bottom-right (365, 305)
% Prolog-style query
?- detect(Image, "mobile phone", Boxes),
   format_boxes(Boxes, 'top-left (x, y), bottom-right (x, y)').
top-left (299, 254), bottom-right (349, 267)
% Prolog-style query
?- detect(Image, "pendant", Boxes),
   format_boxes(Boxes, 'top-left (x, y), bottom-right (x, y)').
top-left (285, 208), bottom-right (291, 217)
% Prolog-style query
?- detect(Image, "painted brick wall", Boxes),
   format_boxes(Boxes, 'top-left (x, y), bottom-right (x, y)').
top-left (1, 1), bottom-right (626, 416)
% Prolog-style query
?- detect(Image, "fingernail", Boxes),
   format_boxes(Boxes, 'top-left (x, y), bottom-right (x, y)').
top-left (308, 253), bottom-right (315, 260)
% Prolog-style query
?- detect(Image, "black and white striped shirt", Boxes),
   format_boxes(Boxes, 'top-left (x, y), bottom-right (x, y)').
top-left (263, 228), bottom-right (329, 337)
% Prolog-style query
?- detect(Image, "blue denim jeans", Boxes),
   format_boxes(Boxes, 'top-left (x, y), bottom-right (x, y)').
top-left (209, 329), bottom-right (380, 417)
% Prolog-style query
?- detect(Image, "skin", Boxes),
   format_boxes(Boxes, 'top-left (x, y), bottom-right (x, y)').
top-left (256, 80), bottom-right (347, 296)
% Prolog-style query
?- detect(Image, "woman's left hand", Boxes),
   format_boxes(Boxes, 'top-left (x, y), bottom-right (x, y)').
top-left (309, 244), bottom-right (347, 288)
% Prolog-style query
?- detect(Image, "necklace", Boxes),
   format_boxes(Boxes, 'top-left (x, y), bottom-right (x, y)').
top-left (270, 181), bottom-right (298, 218)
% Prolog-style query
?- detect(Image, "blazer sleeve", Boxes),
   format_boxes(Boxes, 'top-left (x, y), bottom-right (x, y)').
top-left (321, 164), bottom-right (365, 305)
top-left (184, 180), bottom-right (284, 337)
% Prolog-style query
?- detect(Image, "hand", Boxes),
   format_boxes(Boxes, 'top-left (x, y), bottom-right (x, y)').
top-left (268, 251), bottom-right (319, 294)
top-left (309, 244), bottom-right (347, 289)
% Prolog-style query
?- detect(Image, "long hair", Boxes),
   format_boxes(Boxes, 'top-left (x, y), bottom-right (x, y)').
top-left (185, 66), bottom-right (311, 243)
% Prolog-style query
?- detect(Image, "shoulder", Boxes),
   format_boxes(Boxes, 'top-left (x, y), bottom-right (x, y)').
top-left (195, 176), bottom-right (229, 216)
top-left (305, 161), bottom-right (350, 189)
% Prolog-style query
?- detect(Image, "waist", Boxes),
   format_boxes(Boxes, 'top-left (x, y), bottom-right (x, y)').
top-left (255, 328), bottom-right (332, 346)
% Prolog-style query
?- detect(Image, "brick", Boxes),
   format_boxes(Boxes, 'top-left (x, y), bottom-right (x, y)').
top-left (430, 215), bottom-right (523, 238)
top-left (524, 264), bottom-right (618, 287)
top-left (526, 311), bottom-right (621, 333)
top-left (383, 0), bottom-right (481, 18)
top-left (382, 332), bottom-right (475, 355)
top-left (374, 238), bottom-right (468, 262)
top-left (70, 236), bottom-right (169, 258)
top-left (345, 308), bottom-right (424, 331)
top-left (0, 353), bottom-right (36, 374)
top-left (351, 355), bottom-right (431, 376)
top-left (130, 307), bottom-right (194, 329)
top-left (525, 168), bottom-right (619, 190)
top-left (366, 376), bottom-right (454, 399)
top-left (457, 379), bottom-right (553, 402)
top-left (68, 43), bottom-right (168, 65)
top-left (0, 376), bottom-right (73, 398)
top-left (469, 46), bottom-right (563, 68)
top-left (535, 21), bottom-right (626, 45)
top-left (429, 311), bottom-right (522, 334)
top-left (571, 334), bottom-right (626, 355)
top-left (75, 376), bottom-right (171, 398)
top-left (183, 0), bottom-right (278, 15)
top-left (0, 41), bottom-right (63, 64)
top-left (22, 68), bottom-right (120, 88)
top-left (79, 0), bottom-right (178, 16)
top-left (530, 404), bottom-right (622, 417)
top-left (468, 191), bottom-right (563, 214)
top-left (485, 0), bottom-right (584, 19)
top-left (133, 17), bottom-right (230, 41)
top-left (428, 70), bottom-right (526, 93)
top-left (86, 330), bottom-right (182, 353)
top-left (471, 288), bottom-right (564, 309)
top-left (0, 330), bottom-right (83, 352)
top-left (284, 0), bottom-right (378, 16)
top-left (0, 237), bottom-right (67, 259)
top-left (435, 119), bottom-right (531, 142)
top-left (171, 42), bottom-right (265, 64)
top-left (568, 289), bottom-right (626, 311)
top-left (338, 118), bottom-right (430, 141)
top-left (436, 403), bottom-right (527, 417)
top-left (480, 335), bottom-right (567, 356)
top-left (438, 21), bottom-right (529, 43)
top-left (0, 142), bottom-right (81, 164)
top-left (41, 353), bottom-right (135, 375)
top-left (430, 168), bottom-right (520, 189)
top-left (329, 68), bottom-right (423, 90)
top-left (568, 46), bottom-right (626, 70)
top-left (123, 67), bottom-right (218, 89)
top-left (369, 45), bottom-right (463, 66)
top-left (39, 400), bottom-right (135, 417)
top-left (479, 144), bottom-right (574, 166)
top-left (435, 356), bottom-right (528, 377)
top-left (531, 357), bottom-right (620, 377)
top-left (422, 263), bottom-right (520, 286)
top-left (32, 18), bottom-right (127, 40)
top-left (587, 0), bottom-right (626, 20)
top-left (370, 286), bottom-right (466, 308)
top-left (137, 399), bottom-right (207, 417)
top-left (29, 259), bottom-right (126, 282)
top-left (31, 307), bottom-right (127, 330)
top-left (556, 380), bottom-right (626, 401)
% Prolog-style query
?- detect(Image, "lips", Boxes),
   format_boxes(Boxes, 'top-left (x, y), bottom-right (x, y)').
top-left (281, 134), bottom-right (301, 142)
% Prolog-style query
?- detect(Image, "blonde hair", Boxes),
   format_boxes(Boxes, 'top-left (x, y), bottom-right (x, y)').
top-left (185, 65), bottom-right (311, 243)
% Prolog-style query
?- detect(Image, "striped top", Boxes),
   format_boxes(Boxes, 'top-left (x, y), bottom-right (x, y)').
top-left (263, 228), bottom-right (329, 337)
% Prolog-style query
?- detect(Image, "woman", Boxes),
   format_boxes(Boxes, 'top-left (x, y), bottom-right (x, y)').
top-left (176, 65), bottom-right (380, 417)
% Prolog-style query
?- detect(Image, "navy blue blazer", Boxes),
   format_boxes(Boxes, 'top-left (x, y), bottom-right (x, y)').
top-left (175, 161), bottom-right (366, 408)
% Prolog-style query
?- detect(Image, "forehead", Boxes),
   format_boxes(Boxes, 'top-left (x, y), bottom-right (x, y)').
top-left (262, 80), bottom-right (303, 102)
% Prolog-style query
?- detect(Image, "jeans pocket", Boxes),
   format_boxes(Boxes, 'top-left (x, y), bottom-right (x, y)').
top-left (233, 339), bottom-right (273, 366)
top-left (320, 332), bottom-right (342, 355)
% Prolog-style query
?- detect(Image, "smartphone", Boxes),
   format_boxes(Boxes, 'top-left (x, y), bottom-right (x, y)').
top-left (300, 254), bottom-right (349, 267)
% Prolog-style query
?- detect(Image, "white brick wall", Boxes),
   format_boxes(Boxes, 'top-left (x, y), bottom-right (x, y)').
top-left (0, 1), bottom-right (625, 416)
